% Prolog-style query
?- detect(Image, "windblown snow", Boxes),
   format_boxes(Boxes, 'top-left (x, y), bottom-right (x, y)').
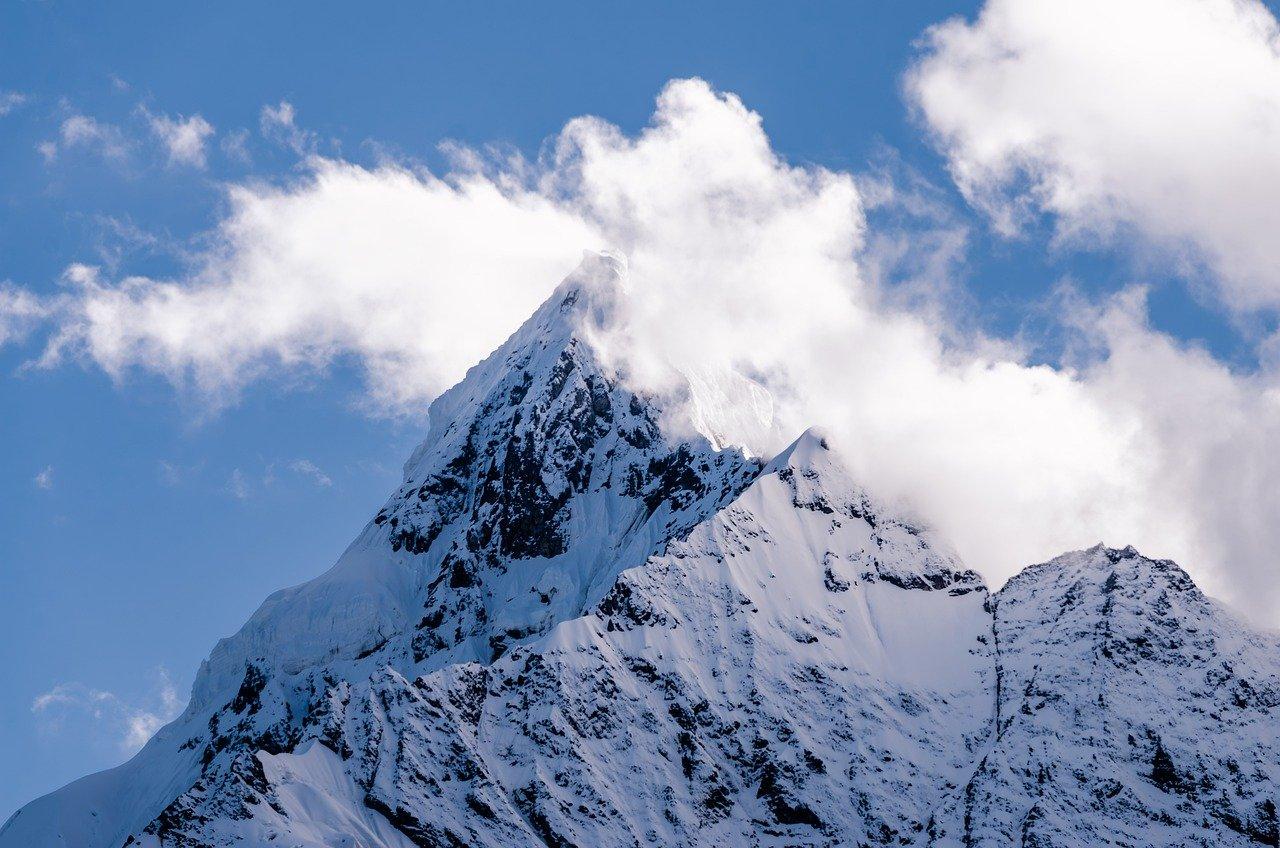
top-left (4, 254), bottom-right (1277, 848)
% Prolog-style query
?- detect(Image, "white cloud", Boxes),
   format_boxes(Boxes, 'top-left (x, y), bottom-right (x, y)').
top-left (143, 108), bottom-right (215, 169)
top-left (33, 164), bottom-right (595, 412)
top-left (8, 79), bottom-right (1280, 621)
top-left (158, 460), bottom-right (182, 486)
top-left (89, 215), bottom-right (167, 272)
top-left (907, 0), bottom-right (1280, 313)
top-left (225, 468), bottom-right (250, 500)
top-left (221, 127), bottom-right (252, 164)
top-left (0, 283), bottom-right (49, 345)
top-left (31, 669), bottom-right (184, 754)
top-left (0, 90), bottom-right (27, 116)
top-left (34, 466), bottom-right (53, 490)
top-left (261, 100), bottom-right (317, 156)
top-left (289, 458), bottom-right (332, 487)
top-left (56, 114), bottom-right (130, 162)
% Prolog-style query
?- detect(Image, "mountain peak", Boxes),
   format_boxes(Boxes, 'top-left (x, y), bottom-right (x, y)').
top-left (7, 260), bottom-right (1280, 848)
top-left (941, 546), bottom-right (1280, 847)
top-left (762, 426), bottom-right (830, 473)
top-left (1006, 542), bottom-right (1201, 608)
top-left (519, 248), bottom-right (629, 345)
top-left (406, 249), bottom-right (628, 474)
top-left (185, 251), bottom-right (763, 715)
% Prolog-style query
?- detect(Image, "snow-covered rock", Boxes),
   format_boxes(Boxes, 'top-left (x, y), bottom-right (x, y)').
top-left (4, 255), bottom-right (1277, 848)
top-left (926, 544), bottom-right (1280, 848)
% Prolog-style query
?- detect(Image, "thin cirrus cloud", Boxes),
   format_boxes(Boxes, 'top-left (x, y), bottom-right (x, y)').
top-left (157, 460), bottom-right (185, 487)
top-left (31, 670), bottom-right (184, 754)
top-left (2, 74), bottom-right (1280, 622)
top-left (0, 90), bottom-right (27, 116)
top-left (224, 468), bottom-right (250, 501)
top-left (220, 127), bottom-right (252, 165)
top-left (260, 100), bottom-right (318, 156)
top-left (289, 459), bottom-right (332, 488)
top-left (907, 0), bottom-right (1280, 314)
top-left (263, 458), bottom-right (335, 489)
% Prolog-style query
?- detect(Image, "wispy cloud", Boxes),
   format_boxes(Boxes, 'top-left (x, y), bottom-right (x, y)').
top-left (260, 100), bottom-right (317, 156)
top-left (221, 127), bottom-right (252, 165)
top-left (60, 115), bottom-right (128, 159)
top-left (0, 90), bottom-right (28, 116)
top-left (33, 465), bottom-right (53, 490)
top-left (87, 214), bottom-right (170, 272)
top-left (157, 459), bottom-right (204, 487)
top-left (225, 468), bottom-right (250, 500)
top-left (41, 113), bottom-right (131, 164)
top-left (31, 668), bottom-right (184, 754)
top-left (158, 460), bottom-right (182, 487)
top-left (141, 107), bottom-right (215, 169)
top-left (289, 458), bottom-right (333, 487)
top-left (0, 283), bottom-right (49, 346)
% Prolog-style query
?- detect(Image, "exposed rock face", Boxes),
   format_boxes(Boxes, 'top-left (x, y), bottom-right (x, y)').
top-left (4, 255), bottom-right (1277, 848)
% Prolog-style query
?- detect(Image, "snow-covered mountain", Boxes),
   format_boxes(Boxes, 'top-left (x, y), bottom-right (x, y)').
top-left (928, 545), bottom-right (1280, 847)
top-left (4, 254), bottom-right (1277, 848)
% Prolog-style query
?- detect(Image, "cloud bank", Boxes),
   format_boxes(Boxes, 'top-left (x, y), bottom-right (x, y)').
top-left (4, 77), bottom-right (1279, 621)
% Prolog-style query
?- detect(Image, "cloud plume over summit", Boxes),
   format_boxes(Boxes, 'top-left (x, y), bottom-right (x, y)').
top-left (4, 78), bottom-right (1280, 620)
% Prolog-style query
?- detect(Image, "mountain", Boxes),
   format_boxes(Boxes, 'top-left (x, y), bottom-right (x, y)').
top-left (928, 545), bottom-right (1280, 847)
top-left (4, 254), bottom-right (1278, 848)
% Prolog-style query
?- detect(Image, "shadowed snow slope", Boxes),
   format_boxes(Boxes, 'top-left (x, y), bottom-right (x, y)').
top-left (3, 255), bottom-right (1278, 847)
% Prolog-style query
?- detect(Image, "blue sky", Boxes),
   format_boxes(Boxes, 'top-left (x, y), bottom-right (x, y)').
top-left (4, 0), bottom-right (1280, 822)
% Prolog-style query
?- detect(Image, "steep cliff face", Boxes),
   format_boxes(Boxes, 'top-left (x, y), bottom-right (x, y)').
top-left (4, 257), bottom-right (1278, 848)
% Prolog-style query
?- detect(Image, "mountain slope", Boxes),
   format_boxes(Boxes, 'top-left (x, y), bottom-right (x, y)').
top-left (3, 255), bottom-right (1278, 848)
top-left (926, 545), bottom-right (1280, 848)
top-left (124, 429), bottom-right (996, 848)
top-left (1, 252), bottom-right (761, 848)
